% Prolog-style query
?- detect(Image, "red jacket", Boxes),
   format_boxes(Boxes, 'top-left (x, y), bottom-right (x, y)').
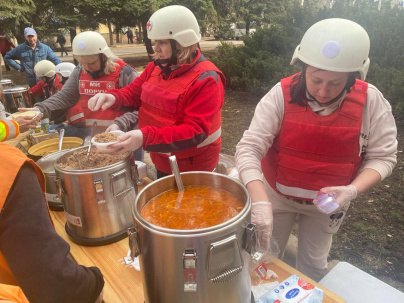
top-left (108, 50), bottom-right (225, 174)
top-left (28, 74), bottom-right (63, 98)
top-left (0, 35), bottom-right (15, 54)
top-left (79, 60), bottom-right (129, 130)
top-left (262, 74), bottom-right (367, 200)
top-left (28, 74), bottom-right (84, 125)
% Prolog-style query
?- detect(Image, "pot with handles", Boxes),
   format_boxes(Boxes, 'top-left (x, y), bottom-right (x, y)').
top-left (36, 148), bottom-right (79, 211)
top-left (1, 86), bottom-right (32, 113)
top-left (129, 172), bottom-right (255, 303)
top-left (54, 146), bottom-right (139, 245)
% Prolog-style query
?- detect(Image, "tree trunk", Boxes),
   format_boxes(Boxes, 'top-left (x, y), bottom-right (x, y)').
top-left (245, 18), bottom-right (251, 35)
top-left (69, 28), bottom-right (77, 45)
top-left (107, 21), bottom-right (114, 45)
top-left (115, 25), bottom-right (121, 43)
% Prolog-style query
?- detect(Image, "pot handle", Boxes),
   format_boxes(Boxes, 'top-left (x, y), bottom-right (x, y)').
top-left (111, 169), bottom-right (133, 198)
top-left (130, 163), bottom-right (139, 195)
top-left (54, 177), bottom-right (64, 198)
top-left (207, 235), bottom-right (244, 283)
top-left (127, 227), bottom-right (140, 259)
top-left (244, 223), bottom-right (256, 254)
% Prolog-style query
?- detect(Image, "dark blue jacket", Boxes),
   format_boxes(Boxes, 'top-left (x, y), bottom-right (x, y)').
top-left (4, 40), bottom-right (62, 87)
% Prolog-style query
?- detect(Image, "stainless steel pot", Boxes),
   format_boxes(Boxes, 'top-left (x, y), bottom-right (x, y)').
top-left (0, 79), bottom-right (13, 87)
top-left (2, 86), bottom-right (32, 113)
top-left (36, 149), bottom-right (75, 211)
top-left (54, 146), bottom-right (139, 245)
top-left (130, 172), bottom-right (254, 303)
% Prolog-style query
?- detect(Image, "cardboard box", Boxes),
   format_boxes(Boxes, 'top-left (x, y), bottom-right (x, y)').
top-left (27, 131), bottom-right (59, 146)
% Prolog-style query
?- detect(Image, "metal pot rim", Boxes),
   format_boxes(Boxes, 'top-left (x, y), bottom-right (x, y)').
top-left (133, 171), bottom-right (250, 235)
top-left (54, 146), bottom-right (132, 173)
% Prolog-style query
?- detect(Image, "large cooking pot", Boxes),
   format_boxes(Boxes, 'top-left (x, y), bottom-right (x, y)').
top-left (0, 79), bottom-right (13, 88)
top-left (36, 149), bottom-right (78, 211)
top-left (130, 172), bottom-right (254, 303)
top-left (28, 137), bottom-right (83, 161)
top-left (1, 86), bottom-right (32, 113)
top-left (54, 146), bottom-right (139, 245)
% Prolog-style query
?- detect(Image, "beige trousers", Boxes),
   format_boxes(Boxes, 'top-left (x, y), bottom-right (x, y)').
top-left (264, 179), bottom-right (350, 281)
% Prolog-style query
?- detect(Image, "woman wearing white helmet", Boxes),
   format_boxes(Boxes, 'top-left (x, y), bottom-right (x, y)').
top-left (20, 32), bottom-right (142, 156)
top-left (55, 62), bottom-right (76, 83)
top-left (28, 60), bottom-right (70, 124)
top-left (29, 60), bottom-right (61, 98)
top-left (235, 19), bottom-right (397, 280)
top-left (88, 5), bottom-right (225, 177)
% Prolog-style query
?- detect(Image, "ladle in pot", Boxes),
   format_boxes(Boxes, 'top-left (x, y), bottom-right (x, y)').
top-left (169, 155), bottom-right (184, 191)
top-left (86, 121), bottom-right (97, 157)
top-left (58, 129), bottom-right (65, 151)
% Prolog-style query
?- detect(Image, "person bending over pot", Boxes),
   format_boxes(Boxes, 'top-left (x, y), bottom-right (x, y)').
top-left (18, 31), bottom-right (143, 160)
top-left (88, 6), bottom-right (225, 178)
top-left (235, 18), bottom-right (397, 281)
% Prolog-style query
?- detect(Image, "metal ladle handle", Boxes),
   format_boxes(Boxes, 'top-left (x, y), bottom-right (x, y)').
top-left (169, 155), bottom-right (184, 191)
top-left (58, 128), bottom-right (65, 151)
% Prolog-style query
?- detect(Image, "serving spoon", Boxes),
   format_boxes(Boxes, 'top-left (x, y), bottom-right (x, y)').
top-left (86, 121), bottom-right (97, 157)
top-left (58, 129), bottom-right (65, 151)
top-left (169, 156), bottom-right (184, 207)
top-left (169, 155), bottom-right (184, 191)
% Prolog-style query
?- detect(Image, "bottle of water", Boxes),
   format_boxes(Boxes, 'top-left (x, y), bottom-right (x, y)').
top-left (314, 191), bottom-right (339, 214)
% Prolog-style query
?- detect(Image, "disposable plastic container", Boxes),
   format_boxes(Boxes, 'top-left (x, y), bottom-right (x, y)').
top-left (314, 192), bottom-right (339, 214)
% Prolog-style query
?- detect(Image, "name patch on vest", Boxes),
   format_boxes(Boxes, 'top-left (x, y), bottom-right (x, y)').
top-left (79, 80), bottom-right (116, 95)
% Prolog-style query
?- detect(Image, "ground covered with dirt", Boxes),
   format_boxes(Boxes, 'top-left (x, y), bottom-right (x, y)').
top-left (3, 51), bottom-right (403, 291)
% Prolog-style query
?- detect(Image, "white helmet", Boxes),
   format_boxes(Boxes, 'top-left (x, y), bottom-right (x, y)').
top-left (291, 18), bottom-right (370, 80)
top-left (147, 5), bottom-right (201, 47)
top-left (55, 62), bottom-right (76, 78)
top-left (34, 60), bottom-right (55, 77)
top-left (72, 31), bottom-right (113, 58)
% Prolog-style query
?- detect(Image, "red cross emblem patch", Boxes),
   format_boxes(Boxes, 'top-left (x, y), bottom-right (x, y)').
top-left (147, 19), bottom-right (153, 31)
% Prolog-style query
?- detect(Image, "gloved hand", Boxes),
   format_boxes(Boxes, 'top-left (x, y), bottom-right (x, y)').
top-left (320, 184), bottom-right (357, 208)
top-left (106, 123), bottom-right (120, 132)
top-left (107, 129), bottom-right (143, 154)
top-left (251, 201), bottom-right (273, 252)
top-left (88, 93), bottom-right (116, 111)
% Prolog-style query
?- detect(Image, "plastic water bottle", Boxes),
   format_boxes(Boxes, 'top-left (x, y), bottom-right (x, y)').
top-left (40, 118), bottom-right (50, 133)
top-left (314, 191), bottom-right (339, 214)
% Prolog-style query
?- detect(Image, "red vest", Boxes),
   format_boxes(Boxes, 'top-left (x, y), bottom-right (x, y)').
top-left (43, 74), bottom-right (63, 98)
top-left (262, 74), bottom-right (367, 200)
top-left (140, 60), bottom-right (224, 173)
top-left (78, 60), bottom-right (127, 129)
top-left (66, 104), bottom-right (85, 125)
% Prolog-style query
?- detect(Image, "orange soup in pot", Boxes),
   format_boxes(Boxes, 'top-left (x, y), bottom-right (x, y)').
top-left (141, 185), bottom-right (244, 229)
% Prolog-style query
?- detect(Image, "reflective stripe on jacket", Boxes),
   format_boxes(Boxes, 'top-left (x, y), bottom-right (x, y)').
top-left (262, 74), bottom-right (367, 200)
top-left (0, 144), bottom-right (50, 302)
top-left (0, 119), bottom-right (19, 142)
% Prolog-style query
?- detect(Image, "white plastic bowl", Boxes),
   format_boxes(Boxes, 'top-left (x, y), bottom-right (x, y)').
top-left (7, 110), bottom-right (41, 120)
top-left (91, 130), bottom-right (125, 153)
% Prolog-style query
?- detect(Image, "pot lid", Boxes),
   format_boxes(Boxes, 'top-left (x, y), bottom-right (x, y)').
top-left (3, 86), bottom-right (28, 93)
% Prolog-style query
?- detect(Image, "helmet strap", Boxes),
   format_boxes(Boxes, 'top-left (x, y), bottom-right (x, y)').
top-left (42, 75), bottom-right (55, 84)
top-left (85, 54), bottom-right (106, 79)
top-left (153, 40), bottom-right (179, 78)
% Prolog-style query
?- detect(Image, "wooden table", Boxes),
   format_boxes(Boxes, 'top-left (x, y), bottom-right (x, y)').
top-left (50, 179), bottom-right (345, 303)
top-left (4, 130), bottom-right (30, 150)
